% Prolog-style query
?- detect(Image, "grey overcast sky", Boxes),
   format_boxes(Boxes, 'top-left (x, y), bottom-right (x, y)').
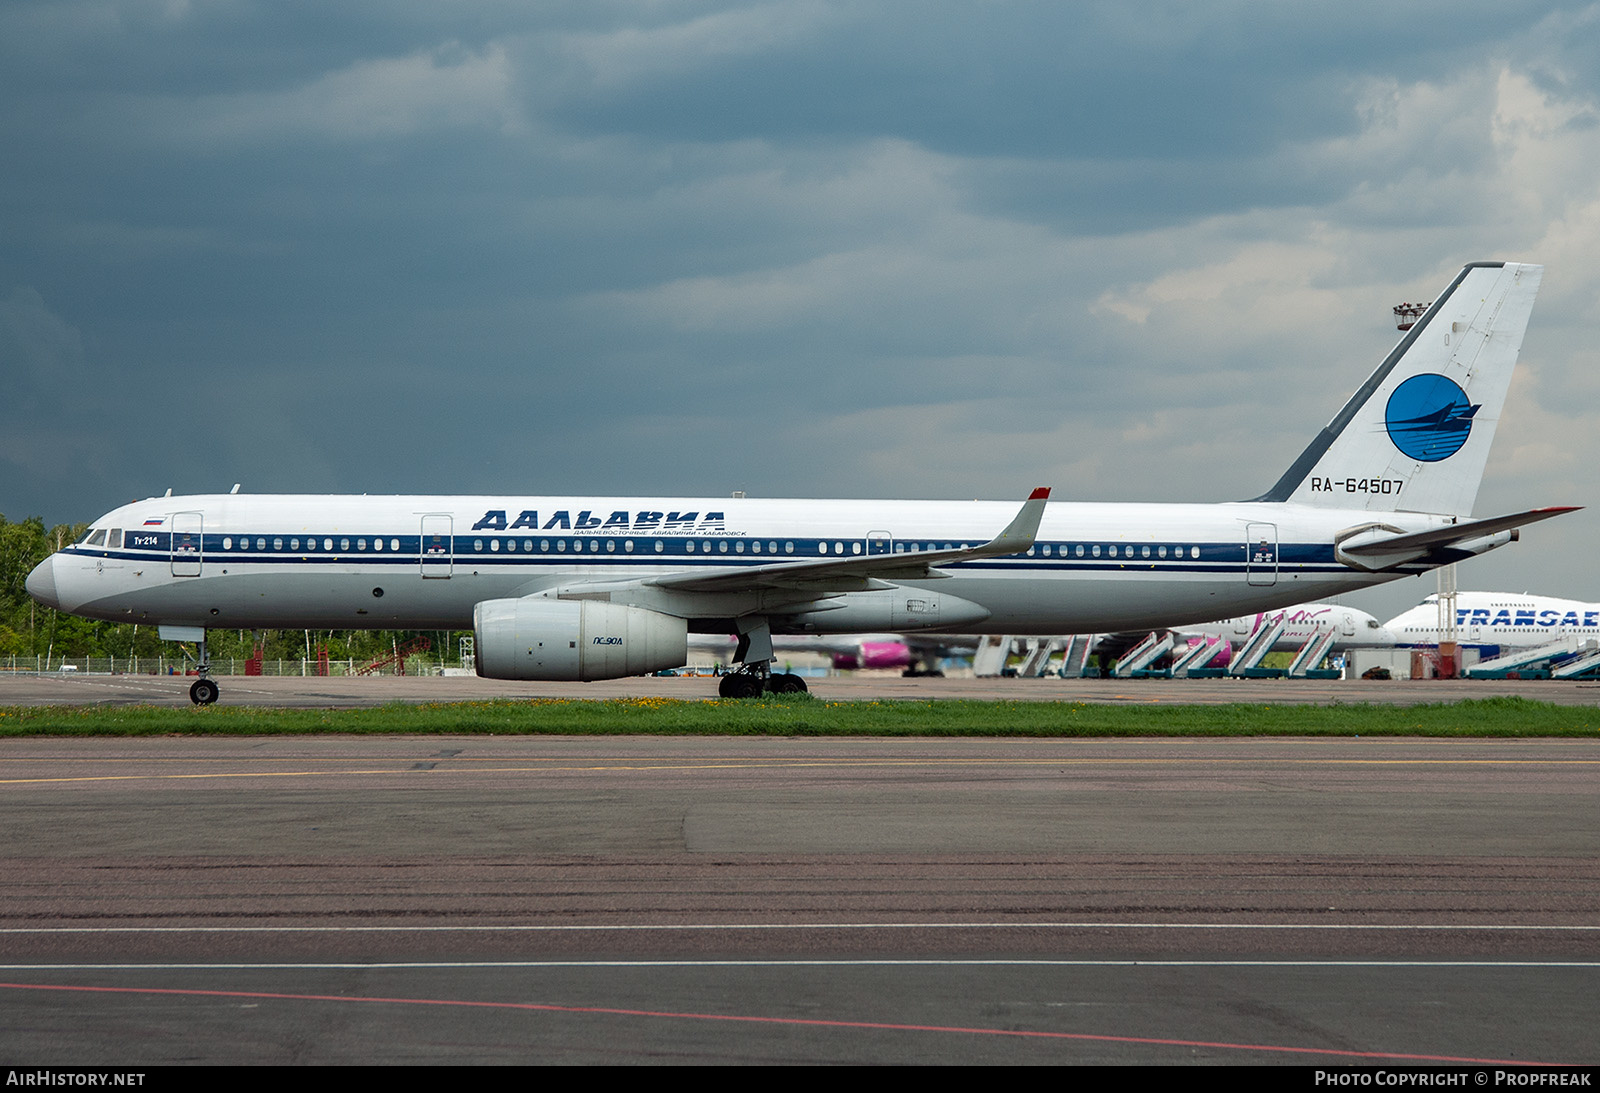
top-left (5, 0), bottom-right (1600, 622)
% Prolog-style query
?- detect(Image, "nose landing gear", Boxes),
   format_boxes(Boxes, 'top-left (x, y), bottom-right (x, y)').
top-left (182, 631), bottom-right (218, 705)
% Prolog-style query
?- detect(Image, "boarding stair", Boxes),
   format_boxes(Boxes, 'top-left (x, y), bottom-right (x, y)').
top-left (354, 636), bottom-right (432, 676)
top-left (1228, 615), bottom-right (1288, 677)
top-left (1019, 638), bottom-right (1062, 677)
top-left (1287, 627), bottom-right (1341, 678)
top-left (1171, 635), bottom-right (1230, 678)
top-left (1552, 642), bottom-right (1600, 679)
top-left (972, 635), bottom-right (1014, 678)
top-left (1116, 631), bottom-right (1174, 678)
top-left (1056, 634), bottom-right (1098, 678)
top-left (1465, 637), bottom-right (1584, 680)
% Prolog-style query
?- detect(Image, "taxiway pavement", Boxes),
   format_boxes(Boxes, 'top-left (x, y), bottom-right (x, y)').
top-left (0, 733), bottom-right (1596, 1064)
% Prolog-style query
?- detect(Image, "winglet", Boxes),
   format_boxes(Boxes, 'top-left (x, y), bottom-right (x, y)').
top-left (980, 488), bottom-right (1051, 557)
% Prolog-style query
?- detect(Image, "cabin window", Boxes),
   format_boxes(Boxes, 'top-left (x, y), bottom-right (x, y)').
top-left (654, 540), bottom-right (663, 553)
top-left (735, 541), bottom-right (744, 553)
top-left (522, 540), bottom-right (532, 552)
top-left (588, 539), bottom-right (599, 552)
top-left (358, 538), bottom-right (368, 551)
top-left (323, 539), bottom-right (333, 551)
top-left (489, 539), bottom-right (499, 552)
top-left (786, 542), bottom-right (794, 554)
top-left (222, 537), bottom-right (232, 550)
top-left (556, 540), bottom-right (566, 552)
top-left (272, 538), bottom-right (282, 550)
top-left (1141, 546), bottom-right (1150, 558)
top-left (750, 541), bottom-right (760, 554)
top-left (606, 540), bottom-right (616, 553)
top-left (1191, 546), bottom-right (1200, 559)
top-left (818, 542), bottom-right (828, 555)
top-left (718, 541), bottom-right (729, 554)
top-left (625, 540), bottom-right (634, 553)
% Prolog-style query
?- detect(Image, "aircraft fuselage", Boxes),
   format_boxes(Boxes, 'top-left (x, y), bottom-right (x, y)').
top-left (33, 493), bottom-right (1454, 636)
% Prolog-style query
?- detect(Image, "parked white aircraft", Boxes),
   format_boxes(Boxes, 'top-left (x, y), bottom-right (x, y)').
top-left (1174, 603), bottom-right (1398, 653)
top-left (26, 262), bottom-right (1573, 702)
top-left (1386, 592), bottom-right (1600, 652)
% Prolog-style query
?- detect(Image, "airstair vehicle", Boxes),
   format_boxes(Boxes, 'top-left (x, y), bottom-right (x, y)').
top-left (1287, 627), bottom-right (1341, 678)
top-left (1227, 615), bottom-right (1288, 677)
top-left (1114, 631), bottom-right (1175, 678)
top-left (1465, 637), bottom-right (1597, 680)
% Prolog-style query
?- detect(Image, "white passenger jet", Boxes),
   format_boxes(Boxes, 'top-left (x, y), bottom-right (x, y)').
top-left (26, 262), bottom-right (1574, 703)
top-left (1386, 592), bottom-right (1600, 653)
top-left (1173, 603), bottom-right (1397, 653)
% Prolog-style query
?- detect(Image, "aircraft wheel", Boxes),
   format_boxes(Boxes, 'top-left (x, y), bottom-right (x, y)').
top-left (719, 673), bottom-right (761, 699)
top-left (190, 679), bottom-right (219, 706)
top-left (769, 673), bottom-right (807, 694)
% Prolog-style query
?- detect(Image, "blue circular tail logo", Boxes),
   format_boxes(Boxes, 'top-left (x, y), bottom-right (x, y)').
top-left (1385, 374), bottom-right (1478, 462)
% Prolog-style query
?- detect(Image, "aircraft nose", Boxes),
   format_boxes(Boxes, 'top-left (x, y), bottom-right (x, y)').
top-left (25, 555), bottom-right (59, 610)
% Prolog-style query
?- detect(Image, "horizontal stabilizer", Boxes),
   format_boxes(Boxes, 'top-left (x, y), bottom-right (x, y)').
top-left (1336, 506), bottom-right (1578, 571)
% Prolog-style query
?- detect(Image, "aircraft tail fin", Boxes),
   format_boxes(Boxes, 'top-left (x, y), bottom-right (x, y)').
top-left (1255, 262), bottom-right (1542, 516)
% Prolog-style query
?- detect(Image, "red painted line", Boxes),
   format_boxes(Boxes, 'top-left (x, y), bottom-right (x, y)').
top-left (0, 981), bottom-right (1561, 1065)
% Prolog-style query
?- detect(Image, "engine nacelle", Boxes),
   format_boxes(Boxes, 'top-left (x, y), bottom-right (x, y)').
top-left (474, 598), bottom-right (688, 681)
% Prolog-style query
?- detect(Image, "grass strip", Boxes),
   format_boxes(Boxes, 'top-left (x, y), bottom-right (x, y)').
top-left (0, 694), bottom-right (1594, 738)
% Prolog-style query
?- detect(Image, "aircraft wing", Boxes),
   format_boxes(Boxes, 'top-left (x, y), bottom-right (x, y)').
top-left (643, 488), bottom-right (1051, 594)
top-left (1336, 506), bottom-right (1579, 571)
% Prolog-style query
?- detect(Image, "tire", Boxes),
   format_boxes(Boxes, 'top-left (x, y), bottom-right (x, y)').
top-left (768, 673), bottom-right (808, 694)
top-left (719, 673), bottom-right (761, 698)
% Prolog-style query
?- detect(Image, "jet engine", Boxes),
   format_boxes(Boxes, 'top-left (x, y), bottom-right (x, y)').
top-left (473, 598), bottom-right (688, 681)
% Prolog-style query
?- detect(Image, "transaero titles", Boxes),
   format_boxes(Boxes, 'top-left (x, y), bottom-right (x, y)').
top-left (471, 510), bottom-right (727, 534)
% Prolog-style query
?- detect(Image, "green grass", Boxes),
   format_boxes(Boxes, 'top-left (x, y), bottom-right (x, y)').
top-left (0, 694), bottom-right (1593, 737)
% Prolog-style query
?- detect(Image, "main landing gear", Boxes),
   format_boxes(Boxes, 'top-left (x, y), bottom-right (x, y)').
top-left (718, 668), bottom-right (808, 698)
top-left (716, 617), bottom-right (808, 698)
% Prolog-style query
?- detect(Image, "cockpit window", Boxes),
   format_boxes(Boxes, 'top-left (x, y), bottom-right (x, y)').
top-left (85, 530), bottom-right (106, 547)
top-left (108, 529), bottom-right (122, 549)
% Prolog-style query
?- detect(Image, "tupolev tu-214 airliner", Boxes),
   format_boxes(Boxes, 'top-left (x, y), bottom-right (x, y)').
top-left (26, 262), bottom-right (1576, 702)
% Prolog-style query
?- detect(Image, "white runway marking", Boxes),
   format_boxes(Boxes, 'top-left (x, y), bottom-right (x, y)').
top-left (2, 921), bottom-right (1597, 933)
